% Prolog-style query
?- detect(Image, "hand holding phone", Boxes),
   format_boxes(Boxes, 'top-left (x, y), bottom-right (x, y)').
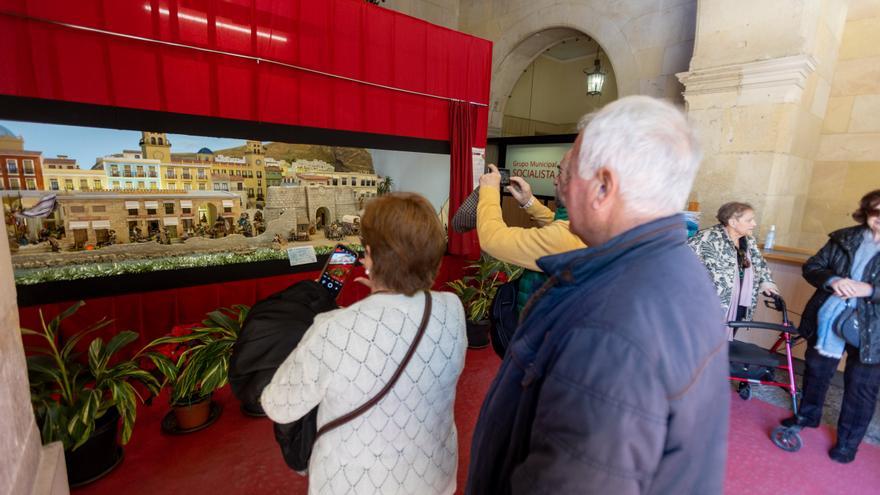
top-left (318, 244), bottom-right (359, 298)
top-left (480, 164), bottom-right (510, 189)
top-left (498, 168), bottom-right (511, 187)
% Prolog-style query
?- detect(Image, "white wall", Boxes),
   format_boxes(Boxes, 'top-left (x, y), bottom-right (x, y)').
top-left (368, 149), bottom-right (450, 212)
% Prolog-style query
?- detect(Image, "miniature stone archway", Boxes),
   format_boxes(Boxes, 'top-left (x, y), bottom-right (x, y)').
top-left (488, 8), bottom-right (640, 135)
top-left (315, 207), bottom-right (331, 229)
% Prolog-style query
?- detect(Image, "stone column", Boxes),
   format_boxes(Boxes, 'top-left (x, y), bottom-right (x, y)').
top-left (0, 220), bottom-right (68, 494)
top-left (678, 0), bottom-right (848, 247)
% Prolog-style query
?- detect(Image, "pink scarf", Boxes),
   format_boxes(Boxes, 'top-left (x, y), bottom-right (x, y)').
top-left (725, 260), bottom-right (754, 341)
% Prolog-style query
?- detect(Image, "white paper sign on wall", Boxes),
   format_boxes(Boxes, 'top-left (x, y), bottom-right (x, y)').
top-left (471, 147), bottom-right (485, 189)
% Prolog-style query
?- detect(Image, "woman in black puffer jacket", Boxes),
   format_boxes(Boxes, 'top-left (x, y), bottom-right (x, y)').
top-left (782, 189), bottom-right (880, 463)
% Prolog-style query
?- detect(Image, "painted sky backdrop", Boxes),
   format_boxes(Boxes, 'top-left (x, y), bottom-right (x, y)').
top-left (0, 120), bottom-right (245, 167)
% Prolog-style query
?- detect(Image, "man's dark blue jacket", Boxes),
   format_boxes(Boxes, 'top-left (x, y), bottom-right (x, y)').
top-left (466, 215), bottom-right (730, 494)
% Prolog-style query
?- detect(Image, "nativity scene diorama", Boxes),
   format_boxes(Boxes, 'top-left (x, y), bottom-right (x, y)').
top-left (0, 125), bottom-right (395, 285)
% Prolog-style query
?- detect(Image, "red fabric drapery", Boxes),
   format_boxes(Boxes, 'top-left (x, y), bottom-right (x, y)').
top-left (0, 0), bottom-right (491, 143)
top-left (447, 101), bottom-right (480, 258)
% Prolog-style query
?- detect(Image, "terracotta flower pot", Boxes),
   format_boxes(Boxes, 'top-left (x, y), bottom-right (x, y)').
top-left (173, 394), bottom-right (212, 430)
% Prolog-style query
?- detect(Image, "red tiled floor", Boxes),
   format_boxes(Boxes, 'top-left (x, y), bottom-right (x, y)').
top-left (76, 347), bottom-right (880, 494)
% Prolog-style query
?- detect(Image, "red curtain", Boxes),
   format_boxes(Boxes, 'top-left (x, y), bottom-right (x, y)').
top-left (448, 101), bottom-right (480, 258)
top-left (0, 0), bottom-right (491, 143)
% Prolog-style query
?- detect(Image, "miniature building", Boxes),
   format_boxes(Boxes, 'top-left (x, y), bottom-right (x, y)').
top-left (93, 151), bottom-right (162, 191)
top-left (0, 124), bottom-right (45, 191)
top-left (57, 190), bottom-right (242, 245)
top-left (281, 169), bottom-right (379, 207)
top-left (44, 156), bottom-right (107, 191)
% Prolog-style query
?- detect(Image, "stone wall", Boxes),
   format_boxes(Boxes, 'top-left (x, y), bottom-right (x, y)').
top-left (381, 0), bottom-right (459, 29)
top-left (803, 0), bottom-right (880, 248)
top-left (680, 0), bottom-right (849, 248)
top-left (265, 186), bottom-right (361, 225)
top-left (457, 0), bottom-right (697, 135)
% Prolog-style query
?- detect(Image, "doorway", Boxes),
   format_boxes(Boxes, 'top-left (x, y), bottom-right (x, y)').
top-left (315, 207), bottom-right (330, 229)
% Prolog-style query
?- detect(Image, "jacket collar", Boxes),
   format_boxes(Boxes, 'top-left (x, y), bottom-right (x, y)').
top-left (831, 225), bottom-right (870, 251)
top-left (537, 214), bottom-right (686, 285)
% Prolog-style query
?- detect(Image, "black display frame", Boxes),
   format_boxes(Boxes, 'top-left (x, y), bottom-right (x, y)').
top-left (15, 255), bottom-right (329, 307)
top-left (1, 94), bottom-right (451, 306)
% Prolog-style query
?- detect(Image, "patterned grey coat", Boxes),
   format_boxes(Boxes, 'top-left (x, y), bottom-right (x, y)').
top-left (688, 224), bottom-right (776, 321)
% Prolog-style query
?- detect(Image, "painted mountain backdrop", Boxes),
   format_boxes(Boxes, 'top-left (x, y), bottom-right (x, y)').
top-left (213, 143), bottom-right (374, 174)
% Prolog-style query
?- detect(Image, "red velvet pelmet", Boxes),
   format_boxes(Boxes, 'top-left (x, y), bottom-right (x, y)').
top-left (0, 0), bottom-right (490, 142)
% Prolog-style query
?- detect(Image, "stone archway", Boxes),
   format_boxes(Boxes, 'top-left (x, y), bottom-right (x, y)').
top-left (487, 8), bottom-right (642, 135)
top-left (315, 207), bottom-right (330, 229)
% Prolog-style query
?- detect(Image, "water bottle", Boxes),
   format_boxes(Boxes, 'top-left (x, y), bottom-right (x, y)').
top-left (764, 225), bottom-right (776, 250)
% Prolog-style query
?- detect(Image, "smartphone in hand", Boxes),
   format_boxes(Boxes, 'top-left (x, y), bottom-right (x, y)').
top-left (498, 168), bottom-right (511, 187)
top-left (318, 244), bottom-right (359, 298)
top-left (486, 165), bottom-right (511, 187)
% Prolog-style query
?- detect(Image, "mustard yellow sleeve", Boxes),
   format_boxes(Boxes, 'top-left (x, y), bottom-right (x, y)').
top-left (477, 186), bottom-right (585, 272)
top-left (524, 200), bottom-right (555, 226)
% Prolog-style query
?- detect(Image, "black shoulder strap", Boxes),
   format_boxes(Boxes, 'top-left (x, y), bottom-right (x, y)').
top-left (314, 291), bottom-right (432, 440)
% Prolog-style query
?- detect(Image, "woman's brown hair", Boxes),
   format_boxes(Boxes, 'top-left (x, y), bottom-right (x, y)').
top-left (717, 201), bottom-right (754, 268)
top-left (716, 202), bottom-right (753, 226)
top-left (360, 192), bottom-right (446, 296)
top-left (852, 189), bottom-right (880, 225)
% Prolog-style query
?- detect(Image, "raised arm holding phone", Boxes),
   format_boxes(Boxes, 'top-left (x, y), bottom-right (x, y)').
top-left (476, 161), bottom-right (584, 272)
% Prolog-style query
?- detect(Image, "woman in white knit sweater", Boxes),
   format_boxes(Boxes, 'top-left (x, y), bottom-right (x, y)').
top-left (261, 192), bottom-right (467, 495)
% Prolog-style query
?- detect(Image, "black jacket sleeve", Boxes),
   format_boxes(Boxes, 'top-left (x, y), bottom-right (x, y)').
top-left (803, 240), bottom-right (839, 290)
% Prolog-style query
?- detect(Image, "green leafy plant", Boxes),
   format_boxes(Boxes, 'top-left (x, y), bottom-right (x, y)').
top-left (447, 254), bottom-right (523, 322)
top-left (147, 305), bottom-right (249, 405)
top-left (22, 301), bottom-right (162, 450)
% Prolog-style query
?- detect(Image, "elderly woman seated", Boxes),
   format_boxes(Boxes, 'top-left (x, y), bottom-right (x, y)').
top-left (688, 201), bottom-right (778, 337)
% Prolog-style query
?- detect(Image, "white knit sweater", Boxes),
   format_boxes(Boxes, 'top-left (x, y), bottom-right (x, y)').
top-left (261, 291), bottom-right (467, 495)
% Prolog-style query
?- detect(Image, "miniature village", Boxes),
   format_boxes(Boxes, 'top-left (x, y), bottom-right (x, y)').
top-left (1, 125), bottom-right (393, 281)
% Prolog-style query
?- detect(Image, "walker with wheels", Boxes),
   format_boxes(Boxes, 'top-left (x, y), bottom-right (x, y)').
top-left (728, 293), bottom-right (804, 452)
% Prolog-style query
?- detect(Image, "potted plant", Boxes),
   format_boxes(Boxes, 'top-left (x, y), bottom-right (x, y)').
top-left (148, 305), bottom-right (249, 432)
top-left (21, 301), bottom-right (163, 487)
top-left (447, 255), bottom-right (523, 348)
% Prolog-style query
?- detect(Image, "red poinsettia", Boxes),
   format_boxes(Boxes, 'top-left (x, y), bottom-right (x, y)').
top-left (153, 323), bottom-right (200, 362)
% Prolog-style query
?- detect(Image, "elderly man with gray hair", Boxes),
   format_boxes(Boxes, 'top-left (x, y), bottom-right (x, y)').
top-left (466, 96), bottom-right (730, 494)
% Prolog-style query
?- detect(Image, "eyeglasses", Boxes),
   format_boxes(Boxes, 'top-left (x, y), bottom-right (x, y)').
top-left (868, 208), bottom-right (880, 218)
